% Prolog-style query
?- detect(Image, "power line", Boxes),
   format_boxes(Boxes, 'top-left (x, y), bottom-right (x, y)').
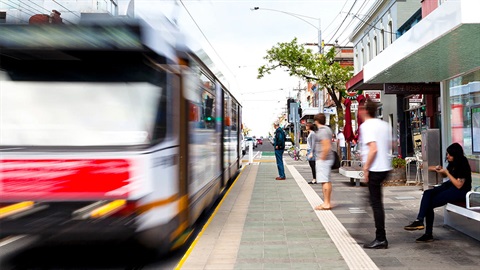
top-left (328, 0), bottom-right (371, 46)
top-left (326, 0), bottom-right (358, 45)
top-left (322, 0), bottom-right (350, 35)
top-left (349, 13), bottom-right (396, 34)
top-left (52, 0), bottom-right (80, 18)
top-left (20, 0), bottom-right (48, 14)
top-left (178, 0), bottom-right (235, 80)
top-left (1, 0), bottom-right (37, 17)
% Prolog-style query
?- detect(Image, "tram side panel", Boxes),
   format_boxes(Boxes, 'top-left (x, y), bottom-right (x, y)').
top-left (181, 63), bottom-right (223, 225)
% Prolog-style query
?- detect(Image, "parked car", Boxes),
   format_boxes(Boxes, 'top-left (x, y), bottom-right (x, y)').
top-left (244, 136), bottom-right (256, 149)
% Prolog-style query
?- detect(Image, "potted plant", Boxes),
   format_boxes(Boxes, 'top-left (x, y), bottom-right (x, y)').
top-left (386, 155), bottom-right (407, 183)
top-left (392, 156), bottom-right (406, 169)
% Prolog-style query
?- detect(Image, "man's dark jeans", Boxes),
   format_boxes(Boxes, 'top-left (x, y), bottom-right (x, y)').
top-left (368, 171), bottom-right (390, 241)
top-left (275, 149), bottom-right (285, 178)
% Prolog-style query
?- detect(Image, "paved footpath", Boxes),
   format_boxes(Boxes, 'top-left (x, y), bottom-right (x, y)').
top-left (178, 155), bottom-right (480, 269)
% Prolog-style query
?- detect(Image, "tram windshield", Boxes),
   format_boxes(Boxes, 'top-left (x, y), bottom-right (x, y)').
top-left (0, 52), bottom-right (167, 148)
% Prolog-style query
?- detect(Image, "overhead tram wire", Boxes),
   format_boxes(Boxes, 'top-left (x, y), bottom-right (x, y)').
top-left (20, 0), bottom-right (51, 15)
top-left (306, 0), bottom-right (349, 49)
top-left (322, 0), bottom-right (350, 37)
top-left (1, 0), bottom-right (37, 17)
top-left (348, 13), bottom-right (396, 34)
top-left (327, 0), bottom-right (371, 48)
top-left (178, 0), bottom-right (235, 80)
top-left (326, 0), bottom-right (358, 45)
top-left (26, 0), bottom-right (75, 24)
top-left (52, 0), bottom-right (80, 18)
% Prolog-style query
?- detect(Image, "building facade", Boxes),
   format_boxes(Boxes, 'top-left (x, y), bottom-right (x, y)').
top-left (362, 0), bottom-right (480, 187)
top-left (348, 0), bottom-right (431, 158)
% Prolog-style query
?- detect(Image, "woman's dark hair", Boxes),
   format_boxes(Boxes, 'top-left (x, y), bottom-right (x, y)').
top-left (306, 123), bottom-right (317, 131)
top-left (446, 142), bottom-right (466, 168)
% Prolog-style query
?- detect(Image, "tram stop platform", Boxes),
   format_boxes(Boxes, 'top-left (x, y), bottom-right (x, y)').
top-left (176, 153), bottom-right (480, 270)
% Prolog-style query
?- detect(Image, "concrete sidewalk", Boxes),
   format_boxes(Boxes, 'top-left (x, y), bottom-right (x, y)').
top-left (291, 159), bottom-right (480, 269)
top-left (179, 155), bottom-right (480, 269)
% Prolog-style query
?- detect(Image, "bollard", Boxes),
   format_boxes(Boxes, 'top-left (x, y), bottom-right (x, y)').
top-left (248, 141), bottom-right (253, 164)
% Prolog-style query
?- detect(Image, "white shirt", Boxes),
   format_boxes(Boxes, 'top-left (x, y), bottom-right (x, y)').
top-left (337, 132), bottom-right (346, 147)
top-left (359, 118), bottom-right (392, 172)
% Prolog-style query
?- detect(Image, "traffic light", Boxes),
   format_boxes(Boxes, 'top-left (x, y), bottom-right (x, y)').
top-left (298, 105), bottom-right (302, 118)
top-left (205, 96), bottom-right (214, 122)
top-left (287, 98), bottom-right (295, 120)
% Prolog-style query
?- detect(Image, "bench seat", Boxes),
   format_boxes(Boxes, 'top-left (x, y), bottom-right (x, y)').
top-left (444, 190), bottom-right (480, 241)
top-left (339, 166), bottom-right (364, 187)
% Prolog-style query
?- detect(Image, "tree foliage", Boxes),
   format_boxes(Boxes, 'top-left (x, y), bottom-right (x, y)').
top-left (258, 38), bottom-right (353, 126)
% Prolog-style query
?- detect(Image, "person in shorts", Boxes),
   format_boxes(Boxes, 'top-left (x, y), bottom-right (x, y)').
top-left (312, 113), bottom-right (334, 210)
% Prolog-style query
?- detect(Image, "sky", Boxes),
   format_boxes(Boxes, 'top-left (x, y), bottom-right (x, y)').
top-left (121, 0), bottom-right (374, 137)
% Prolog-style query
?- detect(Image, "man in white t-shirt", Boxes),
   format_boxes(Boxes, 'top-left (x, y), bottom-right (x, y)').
top-left (337, 129), bottom-right (346, 160)
top-left (359, 99), bottom-right (392, 250)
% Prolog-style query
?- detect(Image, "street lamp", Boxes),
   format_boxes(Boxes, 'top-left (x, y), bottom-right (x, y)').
top-left (252, 7), bottom-right (322, 53)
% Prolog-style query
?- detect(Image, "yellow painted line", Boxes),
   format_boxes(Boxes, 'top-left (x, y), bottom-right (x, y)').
top-left (174, 167), bottom-right (245, 270)
top-left (90, 200), bottom-right (126, 218)
top-left (0, 201), bottom-right (34, 219)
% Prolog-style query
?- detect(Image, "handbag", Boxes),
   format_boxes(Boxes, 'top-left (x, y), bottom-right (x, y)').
top-left (331, 151), bottom-right (341, 169)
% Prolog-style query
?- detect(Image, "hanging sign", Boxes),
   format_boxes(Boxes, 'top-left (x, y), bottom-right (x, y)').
top-left (341, 89), bottom-right (363, 100)
top-left (363, 90), bottom-right (381, 102)
top-left (409, 94), bottom-right (423, 103)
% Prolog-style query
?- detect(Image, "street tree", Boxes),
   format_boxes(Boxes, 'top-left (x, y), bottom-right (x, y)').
top-left (257, 38), bottom-right (353, 127)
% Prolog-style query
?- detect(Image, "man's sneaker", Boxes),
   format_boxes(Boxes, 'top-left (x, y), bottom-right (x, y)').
top-left (404, 220), bottom-right (424, 230)
top-left (416, 234), bottom-right (434, 243)
top-left (275, 177), bottom-right (286, 180)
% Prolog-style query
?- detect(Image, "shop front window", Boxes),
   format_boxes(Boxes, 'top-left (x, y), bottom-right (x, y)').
top-left (445, 69), bottom-right (480, 175)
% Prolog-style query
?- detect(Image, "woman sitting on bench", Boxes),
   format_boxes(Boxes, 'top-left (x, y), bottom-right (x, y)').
top-left (404, 143), bottom-right (472, 242)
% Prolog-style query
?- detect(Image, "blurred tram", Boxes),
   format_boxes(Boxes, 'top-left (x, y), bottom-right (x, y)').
top-left (0, 18), bottom-right (242, 252)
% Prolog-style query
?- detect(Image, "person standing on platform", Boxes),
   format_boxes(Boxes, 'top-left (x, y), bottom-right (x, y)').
top-left (337, 128), bottom-right (346, 160)
top-left (306, 123), bottom-right (318, 184)
top-left (313, 113), bottom-right (334, 210)
top-left (273, 122), bottom-right (286, 180)
top-left (359, 100), bottom-right (392, 249)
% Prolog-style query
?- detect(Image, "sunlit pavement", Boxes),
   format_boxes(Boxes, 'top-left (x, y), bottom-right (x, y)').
top-left (180, 151), bottom-right (480, 269)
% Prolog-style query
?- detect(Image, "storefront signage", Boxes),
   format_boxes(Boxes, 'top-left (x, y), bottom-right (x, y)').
top-left (323, 107), bottom-right (337, 114)
top-left (363, 90), bottom-right (381, 102)
top-left (384, 83), bottom-right (440, 94)
top-left (409, 94), bottom-right (423, 103)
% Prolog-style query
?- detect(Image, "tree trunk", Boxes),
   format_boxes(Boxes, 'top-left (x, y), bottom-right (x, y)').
top-left (326, 87), bottom-right (344, 129)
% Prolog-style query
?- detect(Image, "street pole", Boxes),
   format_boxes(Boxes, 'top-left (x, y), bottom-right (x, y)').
top-left (317, 18), bottom-right (324, 113)
top-left (318, 18), bottom-right (322, 54)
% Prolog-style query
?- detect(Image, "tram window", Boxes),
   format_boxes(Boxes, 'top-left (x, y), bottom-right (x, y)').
top-left (231, 103), bottom-right (238, 131)
top-left (0, 53), bottom-right (167, 147)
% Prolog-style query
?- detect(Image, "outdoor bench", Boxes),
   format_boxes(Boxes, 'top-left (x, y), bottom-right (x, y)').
top-left (339, 160), bottom-right (364, 187)
top-left (444, 187), bottom-right (480, 241)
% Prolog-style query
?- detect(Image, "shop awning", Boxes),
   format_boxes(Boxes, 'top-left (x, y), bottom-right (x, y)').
top-left (345, 70), bottom-right (383, 91)
top-left (363, 0), bottom-right (480, 85)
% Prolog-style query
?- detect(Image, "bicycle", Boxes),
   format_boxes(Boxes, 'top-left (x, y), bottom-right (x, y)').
top-left (287, 146), bottom-right (307, 161)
